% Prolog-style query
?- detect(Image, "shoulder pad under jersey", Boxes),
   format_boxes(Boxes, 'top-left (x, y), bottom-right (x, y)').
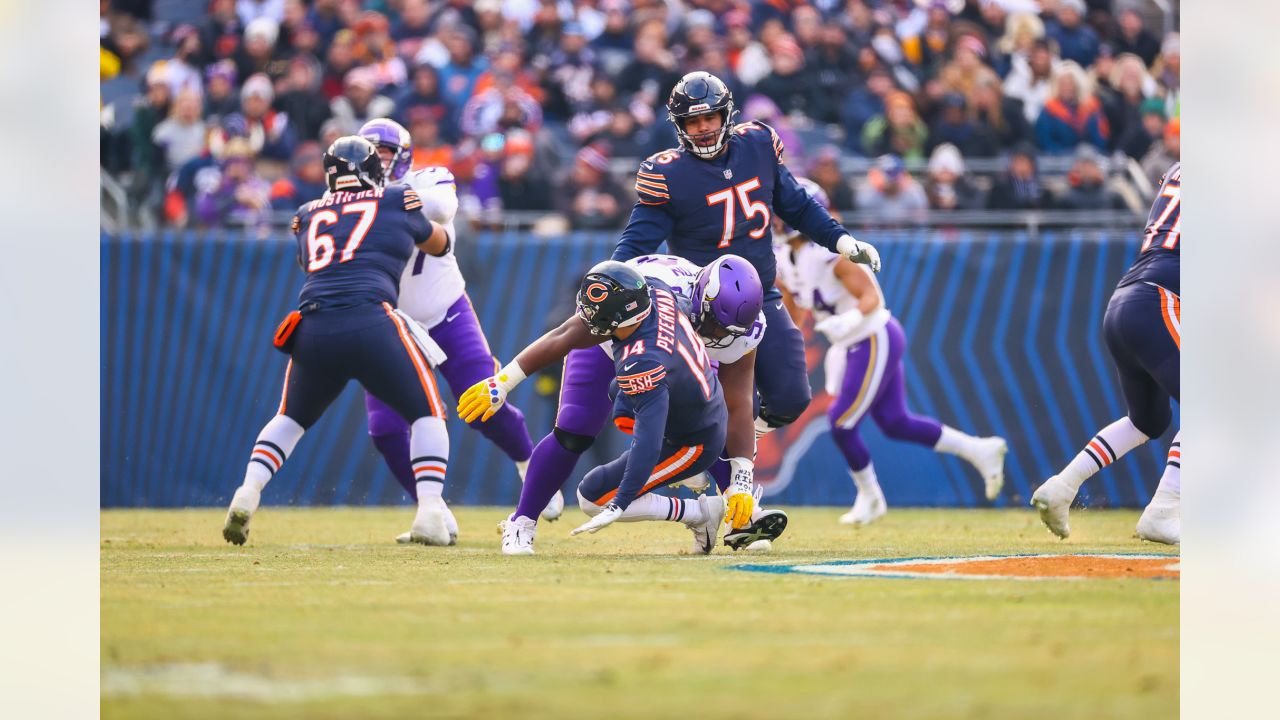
top-left (734, 120), bottom-right (784, 163)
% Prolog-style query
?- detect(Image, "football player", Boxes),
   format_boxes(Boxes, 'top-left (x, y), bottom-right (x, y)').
top-left (358, 119), bottom-right (557, 544)
top-left (775, 179), bottom-right (1007, 525)
top-left (467, 262), bottom-right (735, 554)
top-left (610, 71), bottom-right (881, 498)
top-left (459, 255), bottom-right (784, 555)
top-left (1032, 163), bottom-right (1181, 544)
top-left (223, 136), bottom-right (454, 546)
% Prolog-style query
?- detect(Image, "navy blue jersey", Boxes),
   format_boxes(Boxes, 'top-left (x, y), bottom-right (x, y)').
top-left (1118, 162), bottom-right (1180, 295)
top-left (610, 279), bottom-right (726, 507)
top-left (612, 121), bottom-right (846, 298)
top-left (292, 184), bottom-right (433, 311)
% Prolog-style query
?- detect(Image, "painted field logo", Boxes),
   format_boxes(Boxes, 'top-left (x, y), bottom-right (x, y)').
top-left (734, 554), bottom-right (1179, 581)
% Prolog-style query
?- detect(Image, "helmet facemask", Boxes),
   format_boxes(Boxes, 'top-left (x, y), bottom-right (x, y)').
top-left (671, 106), bottom-right (736, 160)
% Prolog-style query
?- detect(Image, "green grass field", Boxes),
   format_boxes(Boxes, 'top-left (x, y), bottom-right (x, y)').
top-left (102, 507), bottom-right (1177, 720)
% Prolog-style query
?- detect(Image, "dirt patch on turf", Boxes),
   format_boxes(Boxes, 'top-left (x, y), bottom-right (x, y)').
top-left (887, 555), bottom-right (1179, 580)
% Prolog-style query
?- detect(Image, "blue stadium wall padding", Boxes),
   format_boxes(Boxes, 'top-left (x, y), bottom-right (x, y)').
top-left (101, 230), bottom-right (1177, 508)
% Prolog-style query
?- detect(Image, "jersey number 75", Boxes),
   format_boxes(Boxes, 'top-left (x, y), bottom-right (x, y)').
top-left (706, 177), bottom-right (771, 248)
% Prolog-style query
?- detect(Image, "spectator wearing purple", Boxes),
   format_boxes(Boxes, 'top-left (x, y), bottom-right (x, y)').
top-left (330, 68), bottom-right (396, 132)
top-left (1034, 61), bottom-right (1109, 155)
top-left (556, 143), bottom-right (628, 230)
top-left (538, 21), bottom-right (599, 121)
top-left (987, 142), bottom-right (1050, 210)
top-left (203, 60), bottom-right (240, 120)
top-left (237, 0), bottom-right (285, 26)
top-left (1044, 0), bottom-right (1099, 67)
top-left (395, 63), bottom-right (454, 141)
top-left (270, 141), bottom-right (327, 210)
top-left (274, 55), bottom-right (331, 144)
top-left (1113, 4), bottom-right (1161, 67)
top-left (194, 137), bottom-right (272, 230)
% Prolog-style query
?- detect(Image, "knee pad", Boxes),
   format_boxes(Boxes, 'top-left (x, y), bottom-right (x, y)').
top-left (576, 488), bottom-right (603, 515)
top-left (554, 426), bottom-right (595, 454)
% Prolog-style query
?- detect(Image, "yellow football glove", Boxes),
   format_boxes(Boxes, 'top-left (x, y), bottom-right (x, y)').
top-left (723, 457), bottom-right (755, 529)
top-left (457, 362), bottom-right (527, 423)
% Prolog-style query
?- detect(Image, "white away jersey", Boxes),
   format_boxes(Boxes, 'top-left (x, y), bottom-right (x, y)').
top-left (396, 167), bottom-right (464, 328)
top-left (599, 254), bottom-right (765, 365)
top-left (775, 242), bottom-right (890, 345)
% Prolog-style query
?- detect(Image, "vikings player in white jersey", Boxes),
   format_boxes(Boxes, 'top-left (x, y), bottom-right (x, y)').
top-left (359, 119), bottom-right (556, 544)
top-left (775, 179), bottom-right (1007, 525)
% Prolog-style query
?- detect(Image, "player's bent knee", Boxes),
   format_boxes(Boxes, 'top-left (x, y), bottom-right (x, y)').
top-left (554, 426), bottom-right (595, 454)
top-left (576, 488), bottom-right (605, 515)
top-left (1128, 411), bottom-right (1170, 441)
top-left (758, 407), bottom-right (801, 430)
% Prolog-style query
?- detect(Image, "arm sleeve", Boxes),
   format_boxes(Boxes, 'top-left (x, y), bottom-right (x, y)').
top-left (773, 161), bottom-right (848, 254)
top-left (613, 161), bottom-right (675, 262)
top-left (613, 377), bottom-right (670, 510)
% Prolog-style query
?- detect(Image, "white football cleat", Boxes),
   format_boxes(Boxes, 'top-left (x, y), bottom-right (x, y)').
top-left (540, 490), bottom-right (565, 522)
top-left (838, 490), bottom-right (887, 526)
top-left (1136, 494), bottom-right (1180, 545)
top-left (500, 514), bottom-right (537, 555)
top-left (685, 494), bottom-right (725, 555)
top-left (1031, 475), bottom-right (1075, 539)
top-left (670, 472), bottom-right (711, 493)
top-left (972, 436), bottom-right (1008, 501)
top-left (398, 503), bottom-right (458, 545)
top-left (222, 486), bottom-right (261, 546)
top-left (407, 496), bottom-right (453, 546)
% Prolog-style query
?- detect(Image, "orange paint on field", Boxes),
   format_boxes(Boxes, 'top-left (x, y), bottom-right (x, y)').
top-left (886, 555), bottom-right (1179, 580)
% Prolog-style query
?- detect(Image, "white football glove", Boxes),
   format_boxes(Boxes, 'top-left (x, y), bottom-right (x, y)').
top-left (837, 234), bottom-right (881, 273)
top-left (571, 503), bottom-right (623, 535)
top-left (723, 457), bottom-right (756, 529)
top-left (813, 309), bottom-right (866, 344)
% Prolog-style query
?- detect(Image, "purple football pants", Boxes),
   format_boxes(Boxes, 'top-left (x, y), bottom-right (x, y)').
top-left (366, 293), bottom-right (533, 500)
top-left (512, 346), bottom-right (614, 522)
top-left (826, 317), bottom-right (943, 472)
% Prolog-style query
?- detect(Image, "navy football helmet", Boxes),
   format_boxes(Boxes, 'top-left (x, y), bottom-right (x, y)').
top-left (667, 71), bottom-right (735, 159)
top-left (576, 261), bottom-right (652, 337)
top-left (323, 135), bottom-right (384, 193)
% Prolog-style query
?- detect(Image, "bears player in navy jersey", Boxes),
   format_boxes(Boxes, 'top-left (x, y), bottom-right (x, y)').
top-left (611, 71), bottom-right (881, 459)
top-left (459, 253), bottom-right (787, 555)
top-left (463, 262), bottom-right (731, 553)
top-left (358, 119), bottom-right (552, 544)
top-left (222, 136), bottom-right (455, 547)
top-left (1032, 162), bottom-right (1181, 545)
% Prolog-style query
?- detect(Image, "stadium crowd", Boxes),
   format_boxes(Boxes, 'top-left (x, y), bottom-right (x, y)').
top-left (100, 0), bottom-right (1180, 230)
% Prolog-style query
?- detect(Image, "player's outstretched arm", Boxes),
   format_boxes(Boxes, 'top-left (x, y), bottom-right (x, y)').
top-left (717, 352), bottom-right (757, 529)
top-left (457, 316), bottom-right (604, 423)
top-left (415, 220), bottom-right (450, 257)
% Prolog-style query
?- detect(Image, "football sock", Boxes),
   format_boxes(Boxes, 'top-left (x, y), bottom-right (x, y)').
top-left (1060, 416), bottom-right (1151, 493)
top-left (933, 425), bottom-right (980, 461)
top-left (243, 415), bottom-right (305, 493)
top-left (514, 434), bottom-right (579, 522)
top-left (575, 492), bottom-right (703, 524)
top-left (409, 416), bottom-right (448, 506)
top-left (851, 464), bottom-right (884, 499)
top-left (1153, 432), bottom-right (1181, 501)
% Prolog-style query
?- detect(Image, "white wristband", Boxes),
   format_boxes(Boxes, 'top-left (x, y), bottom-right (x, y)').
top-left (495, 362), bottom-right (527, 392)
top-left (836, 234), bottom-right (858, 257)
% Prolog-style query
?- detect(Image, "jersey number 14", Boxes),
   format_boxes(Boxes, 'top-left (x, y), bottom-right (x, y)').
top-left (306, 201), bottom-right (379, 271)
top-left (706, 177), bottom-right (771, 248)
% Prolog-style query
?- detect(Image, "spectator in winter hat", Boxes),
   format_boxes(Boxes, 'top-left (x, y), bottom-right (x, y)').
top-left (1057, 144), bottom-right (1126, 210)
top-left (1141, 117), bottom-right (1179, 187)
top-left (925, 143), bottom-right (985, 211)
top-left (163, 25), bottom-right (205, 97)
top-left (558, 143), bottom-right (628, 229)
top-left (862, 91), bottom-right (929, 161)
top-left (987, 142), bottom-right (1049, 210)
top-left (1044, 0), bottom-right (1100, 67)
top-left (395, 63), bottom-right (454, 141)
top-left (203, 60), bottom-right (241, 120)
top-left (233, 72), bottom-right (297, 160)
top-left (497, 129), bottom-right (552, 214)
top-left (858, 153), bottom-right (928, 223)
top-left (995, 12), bottom-right (1045, 78)
top-left (236, 16), bottom-right (283, 80)
top-left (1034, 61), bottom-right (1109, 155)
top-left (1114, 3), bottom-right (1161, 67)
top-left (330, 68), bottom-right (396, 131)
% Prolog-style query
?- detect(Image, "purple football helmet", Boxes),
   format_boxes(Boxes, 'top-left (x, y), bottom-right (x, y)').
top-left (692, 255), bottom-right (764, 348)
top-left (359, 118), bottom-right (412, 182)
top-left (779, 177), bottom-right (830, 241)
